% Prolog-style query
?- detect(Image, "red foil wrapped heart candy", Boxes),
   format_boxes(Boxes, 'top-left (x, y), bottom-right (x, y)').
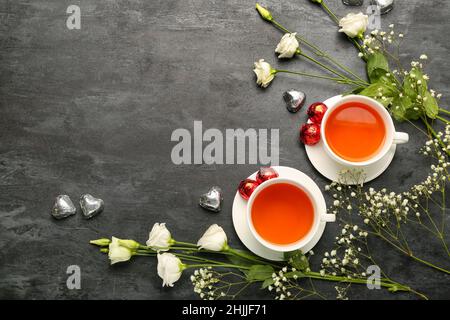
top-left (307, 102), bottom-right (328, 124)
top-left (238, 179), bottom-right (259, 200)
top-left (256, 167), bottom-right (279, 184)
top-left (300, 123), bottom-right (321, 146)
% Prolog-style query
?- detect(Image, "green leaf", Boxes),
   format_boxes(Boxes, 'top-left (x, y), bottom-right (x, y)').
top-left (403, 68), bottom-right (427, 100)
top-left (367, 52), bottom-right (389, 80)
top-left (403, 75), bottom-right (417, 100)
top-left (424, 91), bottom-right (438, 119)
top-left (404, 104), bottom-right (422, 120)
top-left (391, 95), bottom-right (413, 121)
top-left (411, 68), bottom-right (427, 95)
top-left (227, 254), bottom-right (255, 268)
top-left (261, 278), bottom-right (275, 289)
top-left (246, 265), bottom-right (274, 281)
top-left (378, 97), bottom-right (394, 108)
top-left (226, 249), bottom-right (265, 268)
top-left (350, 86), bottom-right (366, 95)
top-left (369, 68), bottom-right (393, 84)
top-left (284, 250), bottom-right (309, 272)
top-left (359, 82), bottom-right (395, 99)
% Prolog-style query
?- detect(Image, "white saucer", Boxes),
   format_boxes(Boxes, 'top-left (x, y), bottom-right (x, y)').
top-left (305, 95), bottom-right (396, 185)
top-left (232, 166), bottom-right (328, 261)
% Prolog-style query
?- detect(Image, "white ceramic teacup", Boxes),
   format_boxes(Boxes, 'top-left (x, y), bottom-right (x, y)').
top-left (321, 95), bottom-right (409, 167)
top-left (246, 177), bottom-right (335, 252)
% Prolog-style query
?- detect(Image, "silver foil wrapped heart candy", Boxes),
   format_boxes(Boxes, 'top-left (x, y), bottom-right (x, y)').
top-left (80, 194), bottom-right (104, 219)
top-left (199, 186), bottom-right (223, 213)
top-left (51, 195), bottom-right (77, 219)
top-left (283, 90), bottom-right (306, 113)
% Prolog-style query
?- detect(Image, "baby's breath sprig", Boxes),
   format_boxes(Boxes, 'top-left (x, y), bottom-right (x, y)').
top-left (317, 219), bottom-right (428, 299)
top-left (267, 266), bottom-right (326, 300)
top-left (190, 268), bottom-right (253, 300)
top-left (325, 126), bottom-right (450, 277)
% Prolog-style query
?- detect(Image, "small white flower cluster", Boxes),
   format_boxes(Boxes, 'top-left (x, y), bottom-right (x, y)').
top-left (361, 25), bottom-right (402, 55)
top-left (320, 224), bottom-right (366, 280)
top-left (412, 125), bottom-right (450, 199)
top-left (268, 267), bottom-right (297, 300)
top-left (190, 268), bottom-right (222, 300)
top-left (406, 59), bottom-right (443, 101)
top-left (335, 284), bottom-right (351, 300)
top-left (421, 125), bottom-right (450, 158)
top-left (360, 187), bottom-right (414, 224)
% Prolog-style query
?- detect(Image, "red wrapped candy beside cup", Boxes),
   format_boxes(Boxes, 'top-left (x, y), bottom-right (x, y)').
top-left (238, 167), bottom-right (279, 200)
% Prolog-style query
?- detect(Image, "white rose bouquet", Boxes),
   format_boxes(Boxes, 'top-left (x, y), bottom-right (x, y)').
top-left (91, 222), bottom-right (426, 299)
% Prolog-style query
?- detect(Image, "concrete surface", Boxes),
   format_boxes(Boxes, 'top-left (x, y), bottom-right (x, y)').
top-left (0, 0), bottom-right (449, 299)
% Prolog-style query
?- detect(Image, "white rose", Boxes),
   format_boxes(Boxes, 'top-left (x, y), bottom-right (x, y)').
top-left (253, 59), bottom-right (275, 88)
top-left (197, 224), bottom-right (228, 252)
top-left (338, 13), bottom-right (368, 38)
top-left (146, 223), bottom-right (173, 251)
top-left (157, 253), bottom-right (184, 287)
top-left (275, 33), bottom-right (299, 59)
top-left (108, 237), bottom-right (133, 265)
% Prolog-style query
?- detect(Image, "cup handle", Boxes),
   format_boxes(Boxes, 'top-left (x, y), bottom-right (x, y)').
top-left (393, 132), bottom-right (409, 145)
top-left (321, 213), bottom-right (336, 223)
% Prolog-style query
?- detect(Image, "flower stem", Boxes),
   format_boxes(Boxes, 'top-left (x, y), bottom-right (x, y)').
top-left (185, 264), bottom-right (251, 270)
top-left (227, 247), bottom-right (280, 267)
top-left (318, 1), bottom-right (367, 57)
top-left (436, 115), bottom-right (450, 124)
top-left (174, 253), bottom-right (230, 265)
top-left (320, 1), bottom-right (339, 24)
top-left (135, 252), bottom-right (155, 257)
top-left (174, 241), bottom-right (198, 247)
top-left (304, 271), bottom-right (427, 299)
top-left (373, 229), bottom-right (450, 275)
top-left (270, 19), bottom-right (366, 82)
top-left (300, 52), bottom-right (369, 86)
top-left (275, 69), bottom-right (360, 86)
top-left (439, 108), bottom-right (450, 116)
top-left (409, 255), bottom-right (450, 275)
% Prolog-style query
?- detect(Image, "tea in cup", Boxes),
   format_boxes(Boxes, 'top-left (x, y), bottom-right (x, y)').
top-left (246, 177), bottom-right (335, 252)
top-left (321, 95), bottom-right (409, 167)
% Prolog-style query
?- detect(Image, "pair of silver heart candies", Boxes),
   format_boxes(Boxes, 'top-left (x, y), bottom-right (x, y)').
top-left (51, 194), bottom-right (104, 220)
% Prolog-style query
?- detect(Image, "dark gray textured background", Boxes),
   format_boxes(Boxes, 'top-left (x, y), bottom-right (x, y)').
top-left (0, 0), bottom-right (449, 299)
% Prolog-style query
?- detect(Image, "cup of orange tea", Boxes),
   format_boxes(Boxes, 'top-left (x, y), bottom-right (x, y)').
top-left (247, 177), bottom-right (336, 252)
top-left (321, 95), bottom-right (409, 167)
